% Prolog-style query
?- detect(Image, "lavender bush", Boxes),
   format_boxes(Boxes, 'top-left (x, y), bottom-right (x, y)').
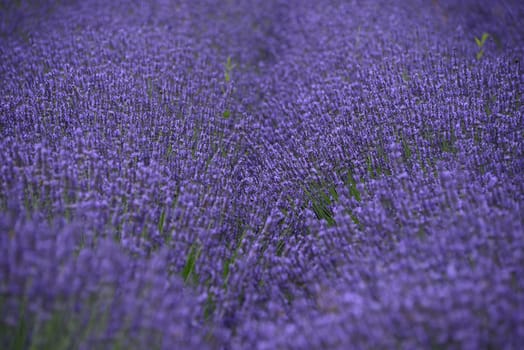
top-left (1, 0), bottom-right (523, 349)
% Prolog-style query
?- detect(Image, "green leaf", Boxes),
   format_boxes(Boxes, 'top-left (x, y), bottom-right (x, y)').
top-left (481, 32), bottom-right (490, 45)
top-left (224, 56), bottom-right (236, 83)
top-left (222, 109), bottom-right (231, 119)
top-left (203, 291), bottom-right (216, 320)
top-left (302, 185), bottom-right (336, 226)
top-left (157, 208), bottom-right (166, 233)
top-left (475, 32), bottom-right (489, 48)
top-left (12, 301), bottom-right (28, 350)
top-left (476, 49), bottom-right (485, 60)
top-left (146, 77), bottom-right (153, 99)
top-left (328, 185), bottom-right (339, 202)
top-left (182, 243), bottom-right (201, 284)
top-left (474, 36), bottom-right (482, 48)
top-left (222, 229), bottom-right (247, 287)
top-left (346, 170), bottom-right (361, 202)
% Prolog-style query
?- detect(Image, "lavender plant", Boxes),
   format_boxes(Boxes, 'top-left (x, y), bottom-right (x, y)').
top-left (1, 0), bottom-right (523, 349)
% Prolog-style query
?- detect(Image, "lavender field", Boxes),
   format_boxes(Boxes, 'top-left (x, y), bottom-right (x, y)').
top-left (1, 0), bottom-right (523, 349)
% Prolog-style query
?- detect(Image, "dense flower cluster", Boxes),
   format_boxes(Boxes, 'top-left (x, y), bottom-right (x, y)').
top-left (1, 0), bottom-right (523, 349)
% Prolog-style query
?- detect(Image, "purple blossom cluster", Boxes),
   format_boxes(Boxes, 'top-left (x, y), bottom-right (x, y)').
top-left (1, 0), bottom-right (523, 349)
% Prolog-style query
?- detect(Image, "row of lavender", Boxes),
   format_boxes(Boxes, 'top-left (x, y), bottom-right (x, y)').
top-left (1, 0), bottom-right (523, 349)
